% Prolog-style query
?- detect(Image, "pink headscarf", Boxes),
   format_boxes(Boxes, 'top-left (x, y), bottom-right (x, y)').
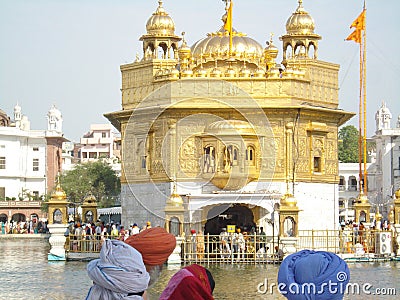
top-left (159, 264), bottom-right (214, 300)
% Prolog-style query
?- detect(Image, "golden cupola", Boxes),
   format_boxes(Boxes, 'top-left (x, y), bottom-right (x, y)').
top-left (146, 0), bottom-right (175, 36)
top-left (190, 1), bottom-right (263, 74)
top-left (285, 0), bottom-right (315, 35)
top-left (280, 0), bottom-right (321, 64)
top-left (191, 29), bottom-right (263, 64)
top-left (140, 0), bottom-right (181, 60)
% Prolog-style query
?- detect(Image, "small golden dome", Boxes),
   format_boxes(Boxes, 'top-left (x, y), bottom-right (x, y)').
top-left (178, 32), bottom-right (191, 61)
top-left (51, 182), bottom-right (66, 201)
top-left (146, 0), bottom-right (176, 36)
top-left (280, 193), bottom-right (297, 207)
top-left (395, 189), bottom-right (400, 199)
top-left (191, 28), bottom-right (263, 63)
top-left (205, 120), bottom-right (257, 136)
top-left (357, 192), bottom-right (369, 204)
top-left (83, 191), bottom-right (97, 204)
top-left (264, 40), bottom-right (279, 60)
top-left (286, 0), bottom-right (315, 35)
top-left (168, 183), bottom-right (183, 206)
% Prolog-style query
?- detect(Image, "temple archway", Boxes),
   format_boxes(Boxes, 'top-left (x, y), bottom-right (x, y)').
top-left (204, 204), bottom-right (256, 235)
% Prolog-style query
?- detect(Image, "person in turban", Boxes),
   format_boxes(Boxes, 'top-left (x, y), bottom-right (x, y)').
top-left (85, 239), bottom-right (150, 300)
top-left (125, 227), bottom-right (176, 287)
top-left (278, 250), bottom-right (350, 300)
top-left (159, 264), bottom-right (215, 300)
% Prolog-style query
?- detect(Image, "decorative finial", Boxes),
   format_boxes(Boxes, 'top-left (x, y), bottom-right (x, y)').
top-left (270, 32), bottom-right (274, 43)
top-left (298, 0), bottom-right (303, 6)
top-left (181, 31), bottom-right (187, 46)
top-left (158, 0), bottom-right (163, 7)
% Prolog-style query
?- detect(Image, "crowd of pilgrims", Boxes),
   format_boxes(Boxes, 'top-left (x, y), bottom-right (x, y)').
top-left (66, 220), bottom-right (152, 251)
top-left (0, 220), bottom-right (49, 234)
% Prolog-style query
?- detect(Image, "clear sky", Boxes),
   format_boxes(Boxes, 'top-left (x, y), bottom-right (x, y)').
top-left (0, 0), bottom-right (399, 142)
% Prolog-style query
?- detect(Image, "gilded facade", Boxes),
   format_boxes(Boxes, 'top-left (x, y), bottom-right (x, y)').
top-left (105, 0), bottom-right (354, 234)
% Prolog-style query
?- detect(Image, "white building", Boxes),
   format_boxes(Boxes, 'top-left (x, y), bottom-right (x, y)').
top-left (368, 103), bottom-right (400, 217)
top-left (338, 162), bottom-right (372, 222)
top-left (0, 105), bottom-right (66, 200)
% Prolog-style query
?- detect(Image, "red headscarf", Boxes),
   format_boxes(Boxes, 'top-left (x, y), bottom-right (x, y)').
top-left (125, 227), bottom-right (176, 266)
top-left (159, 264), bottom-right (214, 300)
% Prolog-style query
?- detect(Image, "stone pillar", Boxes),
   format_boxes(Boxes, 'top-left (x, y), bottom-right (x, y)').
top-left (47, 176), bottom-right (69, 261)
top-left (280, 236), bottom-right (298, 258)
top-left (165, 182), bottom-right (185, 265)
top-left (47, 223), bottom-right (68, 261)
top-left (168, 236), bottom-right (184, 264)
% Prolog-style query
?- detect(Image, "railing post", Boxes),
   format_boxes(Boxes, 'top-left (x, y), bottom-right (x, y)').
top-left (312, 229), bottom-right (315, 250)
top-left (207, 233), bottom-right (209, 265)
top-left (326, 229), bottom-right (329, 251)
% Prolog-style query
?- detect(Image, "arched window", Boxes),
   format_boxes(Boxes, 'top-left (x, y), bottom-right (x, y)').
top-left (225, 145), bottom-right (238, 166)
top-left (313, 156), bottom-right (321, 172)
top-left (246, 146), bottom-right (255, 165)
top-left (203, 146), bottom-right (215, 173)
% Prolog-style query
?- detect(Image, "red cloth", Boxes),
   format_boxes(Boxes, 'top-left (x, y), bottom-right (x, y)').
top-left (124, 227), bottom-right (176, 266)
top-left (159, 264), bottom-right (214, 300)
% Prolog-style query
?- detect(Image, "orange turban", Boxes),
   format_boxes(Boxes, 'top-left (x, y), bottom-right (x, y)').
top-left (125, 227), bottom-right (176, 266)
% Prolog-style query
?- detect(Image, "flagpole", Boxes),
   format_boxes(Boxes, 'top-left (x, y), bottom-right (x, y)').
top-left (358, 40), bottom-right (363, 193)
top-left (362, 5), bottom-right (367, 195)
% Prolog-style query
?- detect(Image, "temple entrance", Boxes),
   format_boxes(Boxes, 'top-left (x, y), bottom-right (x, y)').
top-left (204, 204), bottom-right (256, 235)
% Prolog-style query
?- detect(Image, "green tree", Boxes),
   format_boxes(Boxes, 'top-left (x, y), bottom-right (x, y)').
top-left (60, 161), bottom-right (120, 208)
top-left (338, 125), bottom-right (361, 163)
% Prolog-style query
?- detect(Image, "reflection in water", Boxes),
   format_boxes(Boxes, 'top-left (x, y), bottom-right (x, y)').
top-left (0, 239), bottom-right (399, 300)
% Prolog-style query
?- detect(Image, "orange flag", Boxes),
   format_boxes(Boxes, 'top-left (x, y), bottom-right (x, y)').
top-left (224, 1), bottom-right (233, 33)
top-left (350, 9), bottom-right (366, 30)
top-left (346, 29), bottom-right (361, 44)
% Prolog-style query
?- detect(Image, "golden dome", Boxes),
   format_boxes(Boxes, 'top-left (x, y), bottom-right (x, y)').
top-left (168, 183), bottom-right (183, 206)
top-left (205, 120), bottom-right (257, 136)
top-left (83, 191), bottom-right (97, 204)
top-left (51, 182), bottom-right (66, 201)
top-left (146, 0), bottom-right (175, 36)
top-left (178, 32), bottom-right (191, 61)
top-left (280, 193), bottom-right (297, 207)
top-left (264, 40), bottom-right (279, 60)
top-left (191, 28), bottom-right (263, 63)
top-left (395, 189), bottom-right (400, 199)
top-left (286, 0), bottom-right (315, 35)
top-left (357, 192), bottom-right (369, 204)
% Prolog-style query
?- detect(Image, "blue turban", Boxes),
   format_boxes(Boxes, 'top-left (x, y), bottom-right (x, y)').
top-left (278, 250), bottom-right (350, 300)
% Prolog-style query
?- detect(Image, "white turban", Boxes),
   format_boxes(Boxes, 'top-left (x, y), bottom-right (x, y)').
top-left (86, 239), bottom-right (150, 300)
